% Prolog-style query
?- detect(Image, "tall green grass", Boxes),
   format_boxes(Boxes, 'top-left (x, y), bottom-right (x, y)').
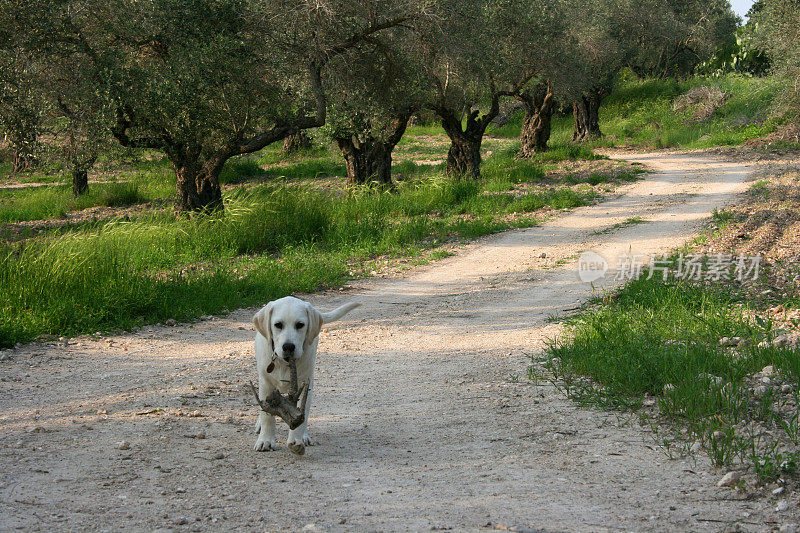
top-left (0, 162), bottom-right (597, 346)
top-left (0, 163), bottom-right (181, 223)
top-left (252, 143), bottom-right (347, 181)
top-left (219, 157), bottom-right (264, 184)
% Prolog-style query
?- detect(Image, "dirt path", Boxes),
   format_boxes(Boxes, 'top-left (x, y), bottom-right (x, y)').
top-left (2, 152), bottom-right (794, 532)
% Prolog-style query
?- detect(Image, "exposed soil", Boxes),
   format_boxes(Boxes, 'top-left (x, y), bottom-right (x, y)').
top-left (694, 156), bottom-right (800, 309)
top-left (3, 151), bottom-right (800, 532)
top-left (699, 161), bottom-right (800, 264)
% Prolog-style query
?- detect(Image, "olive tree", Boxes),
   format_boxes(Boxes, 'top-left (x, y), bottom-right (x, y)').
top-left (282, 132), bottom-right (313, 155)
top-left (754, 0), bottom-right (800, 124)
top-left (515, 36), bottom-right (581, 156)
top-left (325, 100), bottom-right (417, 186)
top-left (568, 0), bottom-right (737, 141)
top-left (321, 30), bottom-right (424, 185)
top-left (416, 0), bottom-right (567, 176)
top-left (623, 0), bottom-right (738, 79)
top-left (10, 0), bottom-right (413, 211)
top-left (44, 35), bottom-right (112, 195)
top-left (1, 1), bottom-right (109, 191)
top-left (566, 0), bottom-right (622, 141)
top-left (0, 48), bottom-right (45, 173)
top-left (52, 99), bottom-right (110, 197)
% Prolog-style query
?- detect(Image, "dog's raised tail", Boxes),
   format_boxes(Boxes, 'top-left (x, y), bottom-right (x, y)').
top-left (320, 302), bottom-right (360, 323)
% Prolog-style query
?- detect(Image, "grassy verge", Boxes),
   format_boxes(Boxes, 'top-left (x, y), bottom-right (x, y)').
top-left (537, 270), bottom-right (800, 481)
top-left (0, 152), bottom-right (604, 347)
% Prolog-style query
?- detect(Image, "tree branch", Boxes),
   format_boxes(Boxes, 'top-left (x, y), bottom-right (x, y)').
top-left (111, 107), bottom-right (167, 150)
top-left (248, 358), bottom-right (309, 433)
top-left (323, 16), bottom-right (409, 63)
top-left (210, 16), bottom-right (410, 162)
top-left (227, 61), bottom-right (326, 157)
top-left (385, 106), bottom-right (417, 147)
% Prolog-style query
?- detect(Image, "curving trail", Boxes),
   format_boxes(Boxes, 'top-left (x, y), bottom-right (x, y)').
top-left (2, 152), bottom-right (789, 532)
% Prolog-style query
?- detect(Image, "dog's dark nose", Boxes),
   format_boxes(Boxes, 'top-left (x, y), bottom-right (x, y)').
top-left (282, 343), bottom-right (296, 358)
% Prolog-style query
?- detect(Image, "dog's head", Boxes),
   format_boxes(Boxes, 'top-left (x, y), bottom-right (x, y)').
top-left (253, 296), bottom-right (322, 363)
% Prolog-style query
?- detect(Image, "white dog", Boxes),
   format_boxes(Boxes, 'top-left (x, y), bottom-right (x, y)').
top-left (252, 296), bottom-right (360, 453)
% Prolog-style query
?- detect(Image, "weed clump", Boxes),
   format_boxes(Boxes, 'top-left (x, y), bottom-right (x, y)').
top-left (672, 86), bottom-right (728, 121)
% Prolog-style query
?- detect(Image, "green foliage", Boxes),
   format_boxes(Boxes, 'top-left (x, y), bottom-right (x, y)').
top-left (618, 0), bottom-right (739, 79)
top-left (696, 26), bottom-right (770, 77)
top-left (596, 73), bottom-right (778, 148)
top-left (754, 0), bottom-right (800, 123)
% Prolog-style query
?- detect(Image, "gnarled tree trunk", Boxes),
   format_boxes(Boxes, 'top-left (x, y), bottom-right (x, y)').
top-left (282, 131), bottom-right (313, 154)
top-left (439, 106), bottom-right (497, 179)
top-left (159, 142), bottom-right (225, 212)
top-left (71, 156), bottom-right (97, 197)
top-left (334, 110), bottom-right (413, 186)
top-left (518, 84), bottom-right (554, 157)
top-left (72, 168), bottom-right (89, 196)
top-left (572, 87), bottom-right (606, 142)
top-left (445, 133), bottom-right (482, 179)
top-left (171, 156), bottom-right (224, 212)
top-left (175, 165), bottom-right (223, 212)
top-left (336, 136), bottom-right (392, 185)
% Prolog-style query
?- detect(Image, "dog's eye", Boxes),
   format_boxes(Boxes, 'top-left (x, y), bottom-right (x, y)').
top-left (274, 322), bottom-right (283, 330)
top-left (296, 322), bottom-right (305, 329)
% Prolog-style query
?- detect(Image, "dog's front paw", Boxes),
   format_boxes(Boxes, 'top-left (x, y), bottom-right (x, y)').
top-left (254, 436), bottom-right (277, 452)
top-left (287, 442), bottom-right (305, 455)
top-left (288, 432), bottom-right (312, 447)
top-left (287, 432), bottom-right (311, 455)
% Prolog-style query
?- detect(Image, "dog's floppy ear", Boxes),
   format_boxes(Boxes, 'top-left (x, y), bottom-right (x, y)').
top-left (253, 302), bottom-right (274, 344)
top-left (304, 302), bottom-right (323, 351)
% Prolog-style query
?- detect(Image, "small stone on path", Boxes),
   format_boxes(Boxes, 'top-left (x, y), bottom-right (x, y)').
top-left (717, 471), bottom-right (740, 487)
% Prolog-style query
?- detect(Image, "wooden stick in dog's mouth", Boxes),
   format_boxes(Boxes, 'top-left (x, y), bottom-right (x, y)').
top-left (248, 358), bottom-right (308, 431)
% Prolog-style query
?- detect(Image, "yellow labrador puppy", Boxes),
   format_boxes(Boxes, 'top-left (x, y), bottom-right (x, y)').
top-left (252, 296), bottom-right (360, 453)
